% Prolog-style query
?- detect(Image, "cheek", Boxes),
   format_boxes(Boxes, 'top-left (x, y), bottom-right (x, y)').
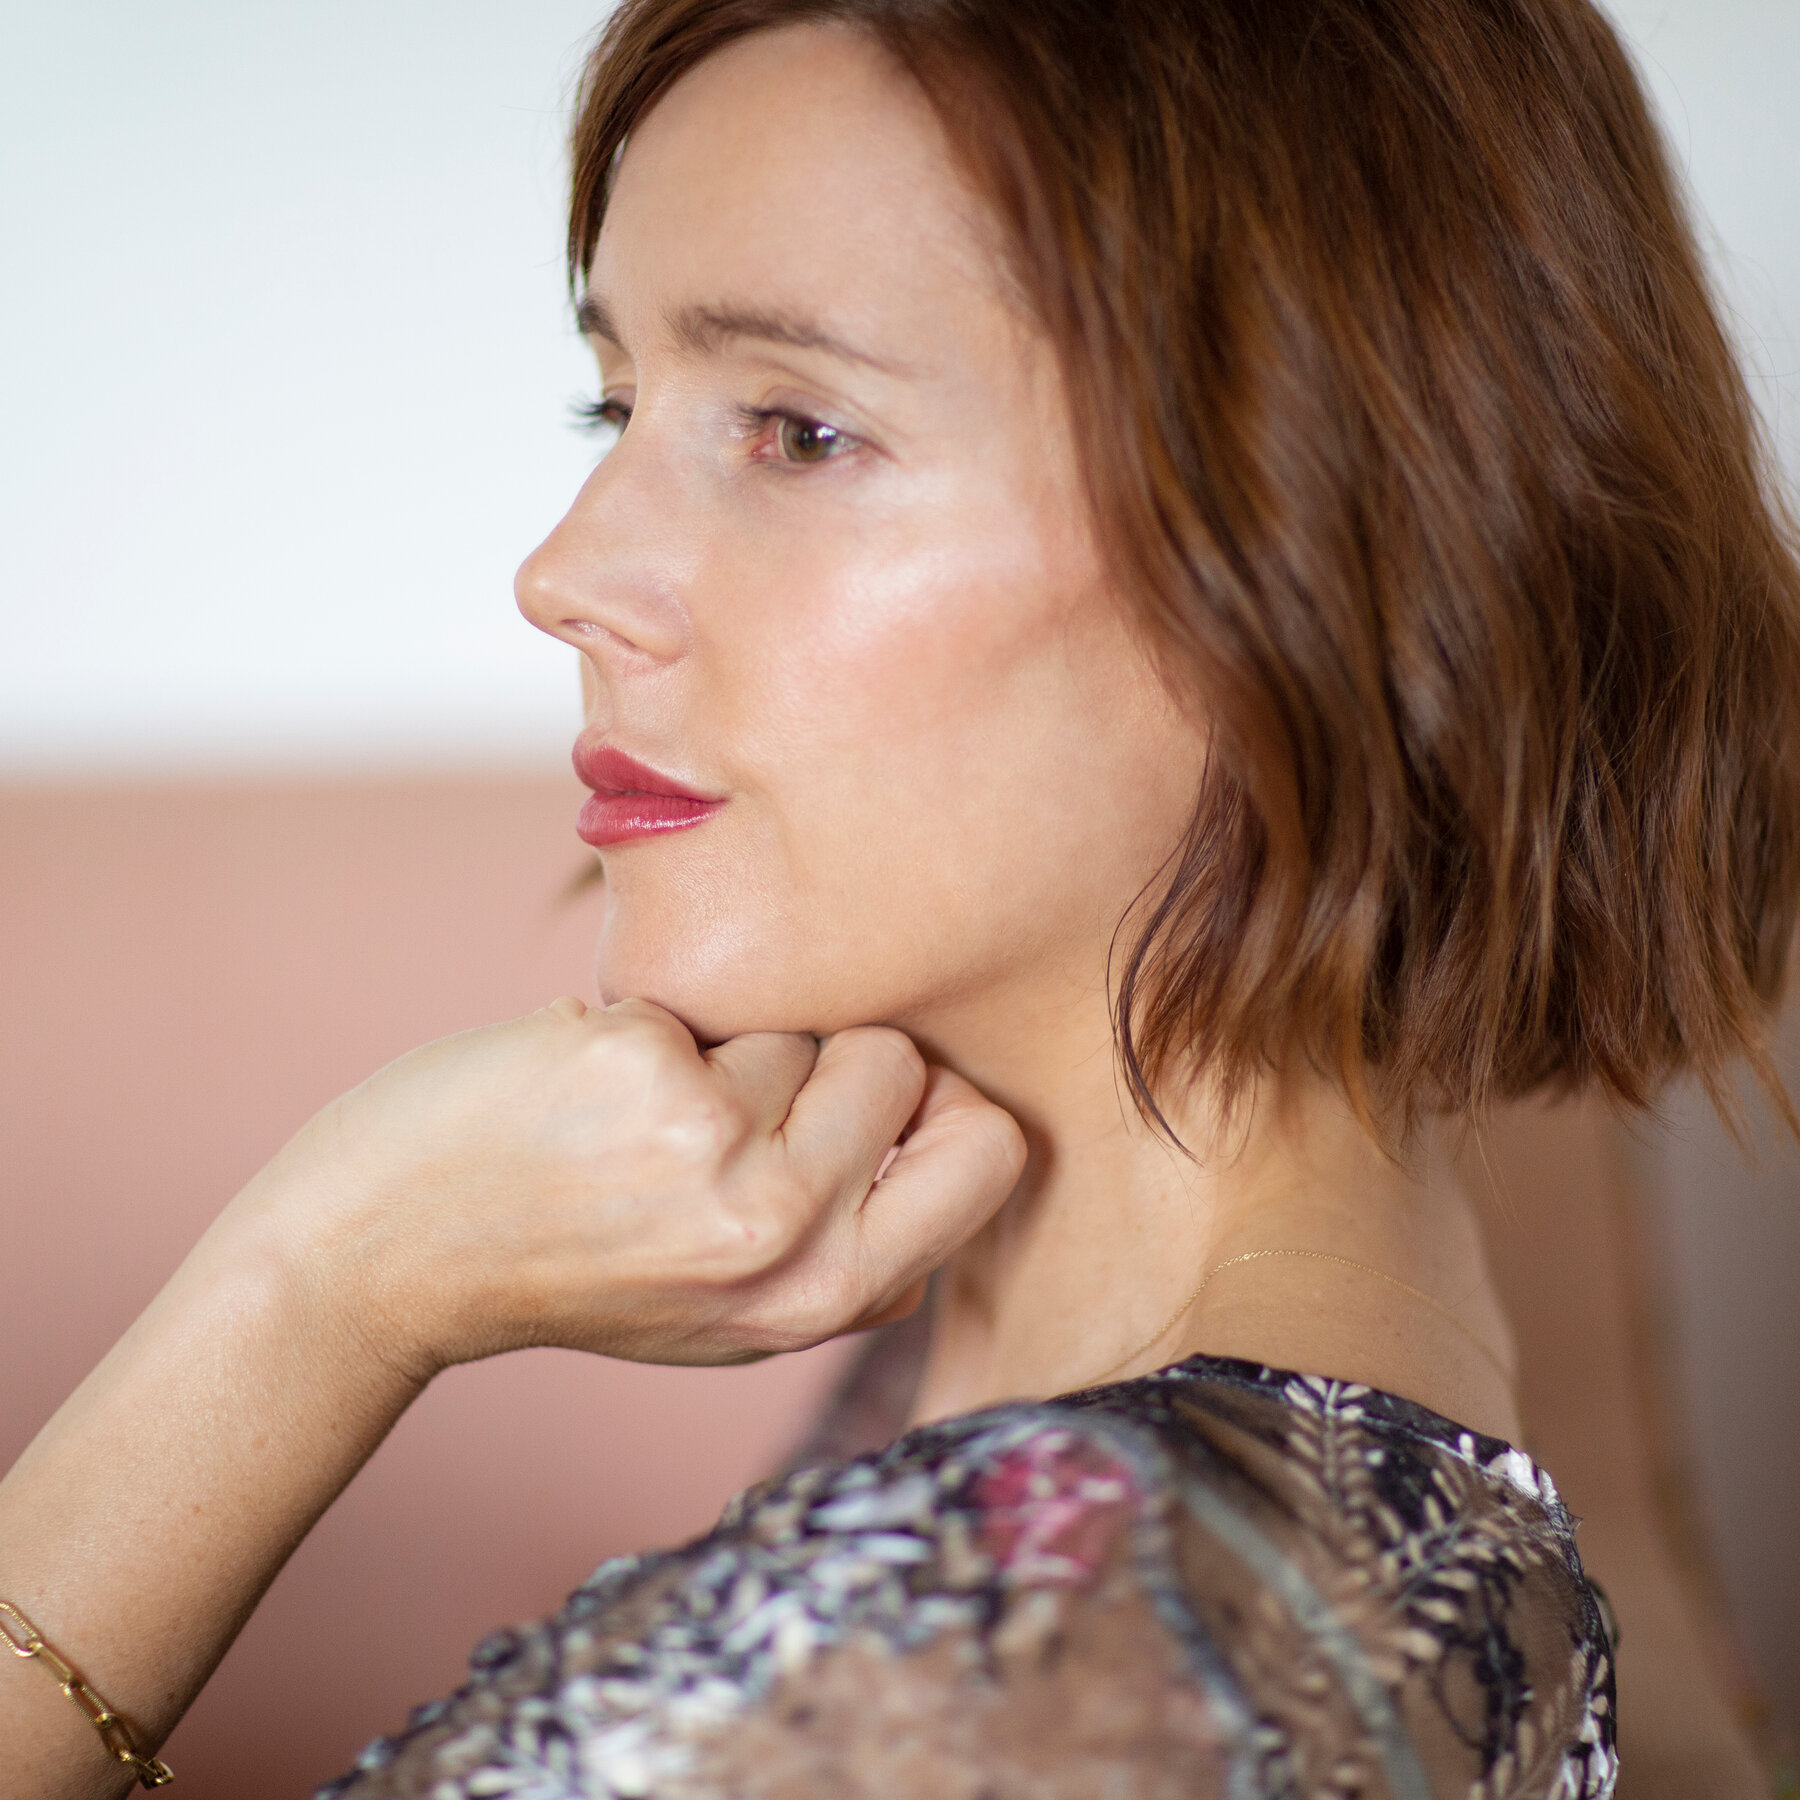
top-left (724, 514), bottom-right (1076, 826)
top-left (710, 501), bottom-right (1204, 966)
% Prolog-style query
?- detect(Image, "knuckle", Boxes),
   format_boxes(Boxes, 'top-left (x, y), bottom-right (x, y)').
top-left (684, 1094), bottom-right (754, 1163)
top-left (754, 1169), bottom-right (818, 1250)
top-left (636, 1019), bottom-right (693, 1070)
top-left (600, 999), bottom-right (692, 1062)
top-left (602, 995), bottom-right (666, 1023)
top-left (657, 1109), bottom-right (729, 1170)
top-left (691, 1213), bottom-right (770, 1284)
top-left (696, 1173), bottom-right (812, 1278)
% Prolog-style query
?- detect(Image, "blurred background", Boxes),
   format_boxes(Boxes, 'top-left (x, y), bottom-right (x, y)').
top-left (1, 1), bottom-right (1796, 1792)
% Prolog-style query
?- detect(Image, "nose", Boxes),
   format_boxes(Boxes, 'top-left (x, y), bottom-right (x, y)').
top-left (515, 457), bottom-right (690, 665)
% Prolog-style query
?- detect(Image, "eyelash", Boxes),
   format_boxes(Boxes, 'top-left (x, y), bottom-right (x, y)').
top-left (572, 396), bottom-right (630, 436)
top-left (570, 397), bottom-right (854, 466)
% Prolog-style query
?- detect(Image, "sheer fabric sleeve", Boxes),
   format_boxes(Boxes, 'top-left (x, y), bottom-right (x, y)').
top-left (318, 1359), bottom-right (1616, 1800)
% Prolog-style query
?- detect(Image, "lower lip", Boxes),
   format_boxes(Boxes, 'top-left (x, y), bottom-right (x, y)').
top-left (576, 792), bottom-right (723, 847)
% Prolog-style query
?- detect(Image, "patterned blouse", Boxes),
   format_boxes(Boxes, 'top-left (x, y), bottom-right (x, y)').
top-left (319, 1349), bottom-right (1617, 1799)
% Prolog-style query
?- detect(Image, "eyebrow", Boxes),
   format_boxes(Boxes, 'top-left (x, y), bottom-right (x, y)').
top-left (575, 291), bottom-right (909, 376)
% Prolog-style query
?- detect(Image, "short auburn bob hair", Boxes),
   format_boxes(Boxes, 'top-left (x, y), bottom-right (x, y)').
top-left (568, 0), bottom-right (1800, 1134)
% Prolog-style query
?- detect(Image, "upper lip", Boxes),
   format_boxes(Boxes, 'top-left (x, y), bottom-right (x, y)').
top-left (572, 737), bottom-right (722, 803)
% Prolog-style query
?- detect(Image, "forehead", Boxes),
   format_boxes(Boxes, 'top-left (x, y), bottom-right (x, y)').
top-left (592, 23), bottom-right (1007, 357)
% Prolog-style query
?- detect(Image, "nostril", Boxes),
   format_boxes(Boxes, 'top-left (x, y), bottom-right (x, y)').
top-left (565, 618), bottom-right (638, 649)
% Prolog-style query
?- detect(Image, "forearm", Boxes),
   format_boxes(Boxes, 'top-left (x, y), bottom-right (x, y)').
top-left (0, 1205), bottom-right (422, 1800)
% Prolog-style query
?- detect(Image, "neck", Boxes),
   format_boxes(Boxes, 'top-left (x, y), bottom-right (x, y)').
top-left (902, 985), bottom-right (1520, 1441)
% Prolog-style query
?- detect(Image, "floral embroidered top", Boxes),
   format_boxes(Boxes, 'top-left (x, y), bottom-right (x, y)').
top-left (319, 1352), bottom-right (1617, 1799)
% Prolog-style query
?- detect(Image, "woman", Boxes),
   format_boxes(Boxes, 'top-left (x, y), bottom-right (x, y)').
top-left (4, 0), bottom-right (1797, 1794)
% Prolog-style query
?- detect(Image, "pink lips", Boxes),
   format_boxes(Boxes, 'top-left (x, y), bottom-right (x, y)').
top-left (572, 740), bottom-right (725, 847)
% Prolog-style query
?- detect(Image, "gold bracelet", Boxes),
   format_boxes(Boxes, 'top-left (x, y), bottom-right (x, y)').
top-left (0, 1600), bottom-right (174, 1788)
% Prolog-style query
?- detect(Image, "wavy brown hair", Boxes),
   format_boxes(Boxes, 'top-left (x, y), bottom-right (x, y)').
top-left (568, 0), bottom-right (1800, 1136)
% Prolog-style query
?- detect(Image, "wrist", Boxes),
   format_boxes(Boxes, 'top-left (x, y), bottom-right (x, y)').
top-left (198, 1171), bottom-right (438, 1414)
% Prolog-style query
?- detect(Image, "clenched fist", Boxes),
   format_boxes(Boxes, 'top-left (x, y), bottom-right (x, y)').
top-left (230, 999), bottom-right (1026, 1380)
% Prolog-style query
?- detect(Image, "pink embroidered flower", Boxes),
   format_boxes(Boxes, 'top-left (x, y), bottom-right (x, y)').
top-left (974, 1430), bottom-right (1137, 1585)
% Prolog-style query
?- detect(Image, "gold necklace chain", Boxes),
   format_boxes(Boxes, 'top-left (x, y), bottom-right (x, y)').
top-left (1084, 1246), bottom-right (1517, 1394)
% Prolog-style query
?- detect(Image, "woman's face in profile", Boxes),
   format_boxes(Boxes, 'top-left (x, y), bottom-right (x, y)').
top-left (517, 23), bottom-right (1209, 1044)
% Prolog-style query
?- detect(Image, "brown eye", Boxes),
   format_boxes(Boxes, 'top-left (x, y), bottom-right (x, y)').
top-left (775, 416), bottom-right (844, 463)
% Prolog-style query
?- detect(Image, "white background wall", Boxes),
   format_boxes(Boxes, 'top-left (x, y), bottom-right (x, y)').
top-left (2, 1), bottom-right (1797, 772)
top-left (2, 1), bottom-right (606, 772)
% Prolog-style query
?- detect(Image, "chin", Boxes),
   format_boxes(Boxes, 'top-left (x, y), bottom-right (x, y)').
top-left (589, 827), bottom-right (978, 1044)
top-left (593, 901), bottom-right (822, 1043)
